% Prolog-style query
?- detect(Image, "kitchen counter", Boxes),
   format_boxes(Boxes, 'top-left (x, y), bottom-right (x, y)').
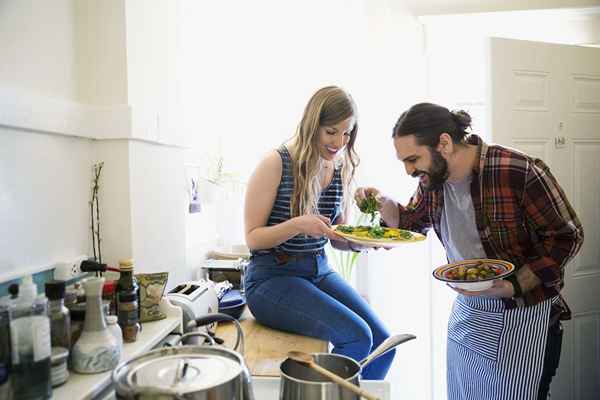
top-left (216, 309), bottom-right (328, 376)
top-left (53, 297), bottom-right (183, 400)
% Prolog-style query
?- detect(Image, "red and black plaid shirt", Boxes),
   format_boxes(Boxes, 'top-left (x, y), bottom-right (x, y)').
top-left (396, 135), bottom-right (584, 316)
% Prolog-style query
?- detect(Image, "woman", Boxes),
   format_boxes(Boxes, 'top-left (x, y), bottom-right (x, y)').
top-left (243, 86), bottom-right (395, 379)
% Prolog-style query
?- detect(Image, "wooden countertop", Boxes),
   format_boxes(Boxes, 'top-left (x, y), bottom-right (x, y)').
top-left (215, 309), bottom-right (329, 377)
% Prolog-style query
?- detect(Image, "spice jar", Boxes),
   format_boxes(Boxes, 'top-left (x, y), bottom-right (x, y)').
top-left (45, 281), bottom-right (71, 350)
top-left (116, 259), bottom-right (141, 342)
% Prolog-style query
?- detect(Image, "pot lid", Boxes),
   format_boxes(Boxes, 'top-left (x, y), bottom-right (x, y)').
top-left (123, 352), bottom-right (243, 394)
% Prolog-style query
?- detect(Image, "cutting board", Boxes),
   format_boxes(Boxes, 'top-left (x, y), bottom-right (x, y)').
top-left (215, 310), bottom-right (329, 376)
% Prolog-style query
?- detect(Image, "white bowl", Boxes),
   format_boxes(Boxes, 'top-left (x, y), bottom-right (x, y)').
top-left (433, 258), bottom-right (515, 293)
top-left (448, 280), bottom-right (494, 292)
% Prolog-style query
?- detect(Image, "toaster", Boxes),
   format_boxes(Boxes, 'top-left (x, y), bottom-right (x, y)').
top-left (167, 279), bottom-right (219, 336)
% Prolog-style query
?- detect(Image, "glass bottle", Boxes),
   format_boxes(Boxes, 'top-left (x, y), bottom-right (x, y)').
top-left (0, 296), bottom-right (12, 400)
top-left (10, 276), bottom-right (52, 400)
top-left (116, 259), bottom-right (141, 342)
top-left (45, 281), bottom-right (71, 350)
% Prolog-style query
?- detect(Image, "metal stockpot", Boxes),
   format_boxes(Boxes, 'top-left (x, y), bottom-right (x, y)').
top-left (113, 313), bottom-right (255, 400)
top-left (279, 334), bottom-right (416, 400)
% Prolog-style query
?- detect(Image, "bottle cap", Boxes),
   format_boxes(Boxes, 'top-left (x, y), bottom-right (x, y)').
top-left (17, 275), bottom-right (38, 306)
top-left (103, 280), bottom-right (117, 295)
top-left (45, 280), bottom-right (66, 300)
top-left (119, 259), bottom-right (134, 271)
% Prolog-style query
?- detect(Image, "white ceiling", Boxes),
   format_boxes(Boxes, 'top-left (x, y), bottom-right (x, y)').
top-left (402, 0), bottom-right (600, 16)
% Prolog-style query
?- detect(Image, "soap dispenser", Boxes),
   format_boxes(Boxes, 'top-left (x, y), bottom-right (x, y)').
top-left (10, 275), bottom-right (52, 400)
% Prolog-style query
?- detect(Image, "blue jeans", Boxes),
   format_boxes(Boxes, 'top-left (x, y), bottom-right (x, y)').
top-left (244, 250), bottom-right (395, 380)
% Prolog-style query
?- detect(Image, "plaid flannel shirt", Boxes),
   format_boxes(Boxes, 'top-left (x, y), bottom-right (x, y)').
top-left (396, 135), bottom-right (584, 316)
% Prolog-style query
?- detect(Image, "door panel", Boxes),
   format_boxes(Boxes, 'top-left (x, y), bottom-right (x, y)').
top-left (488, 37), bottom-right (600, 400)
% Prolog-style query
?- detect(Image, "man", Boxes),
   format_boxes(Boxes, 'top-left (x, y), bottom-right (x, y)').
top-left (356, 103), bottom-right (584, 400)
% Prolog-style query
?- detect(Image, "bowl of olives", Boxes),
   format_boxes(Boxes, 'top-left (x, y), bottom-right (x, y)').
top-left (432, 259), bottom-right (515, 291)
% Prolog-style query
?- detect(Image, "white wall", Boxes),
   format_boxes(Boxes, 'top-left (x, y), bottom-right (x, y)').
top-left (0, 127), bottom-right (95, 281)
top-left (404, 0), bottom-right (600, 16)
top-left (0, 0), bottom-right (77, 99)
top-left (0, 0), bottom-right (94, 281)
top-left (0, 0), bottom-right (190, 286)
top-left (129, 141), bottom-right (187, 285)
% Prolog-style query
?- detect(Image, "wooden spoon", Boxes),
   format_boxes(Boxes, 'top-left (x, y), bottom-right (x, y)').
top-left (287, 351), bottom-right (379, 400)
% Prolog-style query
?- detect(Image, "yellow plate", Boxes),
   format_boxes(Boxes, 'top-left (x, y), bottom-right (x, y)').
top-left (332, 225), bottom-right (426, 248)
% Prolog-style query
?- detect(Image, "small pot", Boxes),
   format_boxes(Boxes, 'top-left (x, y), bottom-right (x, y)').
top-left (279, 334), bottom-right (416, 400)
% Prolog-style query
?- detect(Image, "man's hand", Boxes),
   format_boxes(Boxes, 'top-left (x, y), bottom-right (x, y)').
top-left (354, 187), bottom-right (382, 208)
top-left (354, 187), bottom-right (400, 228)
top-left (448, 279), bottom-right (515, 298)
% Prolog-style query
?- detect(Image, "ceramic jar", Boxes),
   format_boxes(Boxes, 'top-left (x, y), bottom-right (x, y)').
top-left (71, 277), bottom-right (121, 373)
top-left (106, 315), bottom-right (123, 354)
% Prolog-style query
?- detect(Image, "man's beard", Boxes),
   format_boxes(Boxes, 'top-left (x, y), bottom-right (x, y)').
top-left (412, 148), bottom-right (449, 191)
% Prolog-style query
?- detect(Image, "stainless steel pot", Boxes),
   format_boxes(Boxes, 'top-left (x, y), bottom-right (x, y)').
top-left (279, 334), bottom-right (416, 400)
top-left (113, 313), bottom-right (255, 400)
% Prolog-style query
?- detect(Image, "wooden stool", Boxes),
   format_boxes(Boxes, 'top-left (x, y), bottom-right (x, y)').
top-left (215, 310), bottom-right (329, 377)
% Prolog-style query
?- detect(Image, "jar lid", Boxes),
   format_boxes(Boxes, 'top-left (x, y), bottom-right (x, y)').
top-left (45, 280), bottom-right (66, 300)
top-left (119, 259), bottom-right (134, 271)
top-left (114, 347), bottom-right (243, 395)
top-left (51, 347), bottom-right (69, 365)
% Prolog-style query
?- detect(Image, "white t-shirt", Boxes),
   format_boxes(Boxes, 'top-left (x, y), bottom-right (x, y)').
top-left (440, 175), bottom-right (487, 263)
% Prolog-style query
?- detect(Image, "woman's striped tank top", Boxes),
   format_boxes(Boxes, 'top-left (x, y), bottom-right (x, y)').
top-left (256, 146), bottom-right (343, 255)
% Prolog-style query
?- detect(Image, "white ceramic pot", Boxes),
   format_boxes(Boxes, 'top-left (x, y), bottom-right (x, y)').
top-left (72, 277), bottom-right (121, 373)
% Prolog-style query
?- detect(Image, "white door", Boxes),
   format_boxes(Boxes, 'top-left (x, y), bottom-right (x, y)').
top-left (488, 37), bottom-right (600, 400)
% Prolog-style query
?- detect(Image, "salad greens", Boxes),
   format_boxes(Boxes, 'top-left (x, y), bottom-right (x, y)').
top-left (359, 194), bottom-right (379, 224)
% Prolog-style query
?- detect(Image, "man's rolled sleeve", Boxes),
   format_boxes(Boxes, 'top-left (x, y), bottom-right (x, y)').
top-left (397, 184), bottom-right (434, 234)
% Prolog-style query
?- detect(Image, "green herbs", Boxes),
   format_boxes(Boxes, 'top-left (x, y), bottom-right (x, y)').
top-left (368, 226), bottom-right (385, 238)
top-left (337, 225), bottom-right (355, 234)
top-left (335, 225), bottom-right (386, 239)
top-left (398, 230), bottom-right (413, 240)
top-left (359, 194), bottom-right (379, 224)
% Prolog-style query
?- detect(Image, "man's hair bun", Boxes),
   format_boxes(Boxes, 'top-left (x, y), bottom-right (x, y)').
top-left (451, 110), bottom-right (472, 131)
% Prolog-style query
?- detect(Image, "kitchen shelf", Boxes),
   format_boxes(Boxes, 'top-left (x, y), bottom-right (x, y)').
top-left (53, 297), bottom-right (183, 400)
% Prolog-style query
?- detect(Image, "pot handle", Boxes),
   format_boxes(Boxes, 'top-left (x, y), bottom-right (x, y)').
top-left (359, 333), bottom-right (416, 368)
top-left (188, 312), bottom-right (245, 355)
top-left (189, 312), bottom-right (237, 328)
top-left (176, 331), bottom-right (216, 346)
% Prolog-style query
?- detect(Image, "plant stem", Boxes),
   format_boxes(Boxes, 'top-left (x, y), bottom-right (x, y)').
top-left (90, 199), bottom-right (96, 261)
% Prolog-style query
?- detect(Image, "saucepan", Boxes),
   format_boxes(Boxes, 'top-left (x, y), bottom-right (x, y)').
top-left (279, 334), bottom-right (416, 400)
top-left (113, 313), bottom-right (255, 400)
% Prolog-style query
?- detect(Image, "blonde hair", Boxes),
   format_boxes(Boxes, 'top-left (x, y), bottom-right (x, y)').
top-left (289, 86), bottom-right (359, 218)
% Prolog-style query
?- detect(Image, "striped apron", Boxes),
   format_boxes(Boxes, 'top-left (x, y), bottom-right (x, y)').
top-left (447, 294), bottom-right (553, 400)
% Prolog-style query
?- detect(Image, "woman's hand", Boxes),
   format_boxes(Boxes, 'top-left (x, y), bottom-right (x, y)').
top-left (293, 214), bottom-right (343, 240)
top-left (448, 280), bottom-right (515, 298)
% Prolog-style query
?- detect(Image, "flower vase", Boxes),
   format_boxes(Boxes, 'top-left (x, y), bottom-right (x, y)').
top-left (72, 277), bottom-right (121, 373)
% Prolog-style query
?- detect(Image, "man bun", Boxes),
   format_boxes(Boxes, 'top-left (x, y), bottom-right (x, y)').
top-left (451, 110), bottom-right (472, 132)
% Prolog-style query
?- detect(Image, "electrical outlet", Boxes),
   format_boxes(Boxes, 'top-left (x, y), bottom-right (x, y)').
top-left (53, 255), bottom-right (88, 281)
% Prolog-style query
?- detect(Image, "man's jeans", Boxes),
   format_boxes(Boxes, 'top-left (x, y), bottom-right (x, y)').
top-left (244, 251), bottom-right (395, 380)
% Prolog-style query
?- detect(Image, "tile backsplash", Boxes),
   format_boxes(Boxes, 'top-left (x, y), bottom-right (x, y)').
top-left (0, 269), bottom-right (93, 297)
top-left (0, 269), bottom-right (55, 297)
